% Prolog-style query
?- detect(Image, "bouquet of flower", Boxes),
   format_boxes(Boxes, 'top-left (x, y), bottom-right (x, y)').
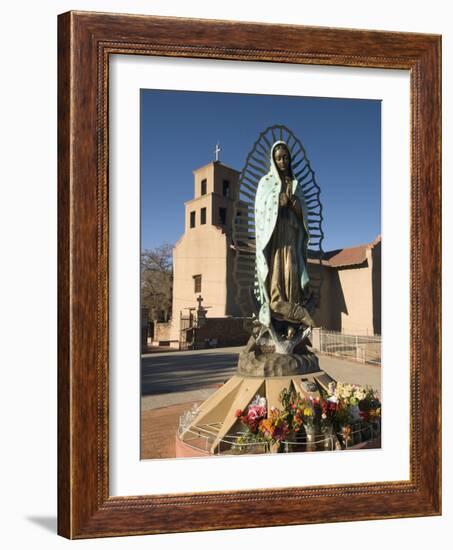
top-left (331, 399), bottom-right (352, 430)
top-left (279, 388), bottom-right (307, 433)
top-left (326, 382), bottom-right (381, 446)
top-left (234, 394), bottom-right (292, 450)
top-left (232, 384), bottom-right (381, 453)
top-left (318, 398), bottom-right (341, 431)
top-left (280, 388), bottom-right (325, 432)
top-left (233, 395), bottom-right (269, 451)
top-left (358, 388), bottom-right (381, 423)
top-left (235, 395), bottom-right (267, 435)
top-left (258, 407), bottom-right (290, 444)
top-left (300, 396), bottom-right (320, 431)
top-left (332, 382), bottom-right (368, 406)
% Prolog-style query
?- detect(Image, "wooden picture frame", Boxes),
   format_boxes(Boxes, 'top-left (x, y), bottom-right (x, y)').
top-left (58, 10), bottom-right (441, 538)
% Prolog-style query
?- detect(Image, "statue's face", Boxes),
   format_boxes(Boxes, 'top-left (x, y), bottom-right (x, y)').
top-left (273, 146), bottom-right (290, 172)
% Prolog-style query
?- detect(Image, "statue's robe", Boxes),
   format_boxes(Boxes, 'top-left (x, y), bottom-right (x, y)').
top-left (254, 140), bottom-right (310, 327)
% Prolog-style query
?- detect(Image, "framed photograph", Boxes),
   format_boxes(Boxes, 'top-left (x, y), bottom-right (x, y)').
top-left (58, 11), bottom-right (441, 538)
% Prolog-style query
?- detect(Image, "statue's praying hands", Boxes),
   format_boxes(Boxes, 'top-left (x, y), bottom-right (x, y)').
top-left (290, 194), bottom-right (303, 219)
top-left (279, 192), bottom-right (290, 207)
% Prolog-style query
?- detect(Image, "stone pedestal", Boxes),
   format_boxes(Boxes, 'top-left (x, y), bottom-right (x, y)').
top-left (237, 334), bottom-right (321, 377)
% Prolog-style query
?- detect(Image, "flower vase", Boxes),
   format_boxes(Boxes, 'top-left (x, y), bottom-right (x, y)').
top-left (372, 418), bottom-right (381, 439)
top-left (247, 442), bottom-right (268, 454)
top-left (282, 433), bottom-right (297, 453)
top-left (362, 422), bottom-right (372, 442)
top-left (350, 422), bottom-right (361, 445)
top-left (304, 424), bottom-right (316, 452)
top-left (322, 424), bottom-right (334, 450)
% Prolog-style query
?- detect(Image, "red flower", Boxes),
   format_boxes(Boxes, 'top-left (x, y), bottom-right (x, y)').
top-left (235, 409), bottom-right (243, 418)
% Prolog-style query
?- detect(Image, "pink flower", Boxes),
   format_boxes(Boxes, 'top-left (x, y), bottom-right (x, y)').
top-left (247, 404), bottom-right (266, 420)
top-left (247, 409), bottom-right (258, 421)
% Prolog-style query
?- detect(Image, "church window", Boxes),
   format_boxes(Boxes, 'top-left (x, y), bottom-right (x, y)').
top-left (201, 179), bottom-right (207, 195)
top-left (193, 274), bottom-right (202, 293)
top-left (222, 179), bottom-right (230, 197)
top-left (219, 207), bottom-right (227, 225)
top-left (200, 207), bottom-right (206, 225)
top-left (190, 211), bottom-right (196, 228)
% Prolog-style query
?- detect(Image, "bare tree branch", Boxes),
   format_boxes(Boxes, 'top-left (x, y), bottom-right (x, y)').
top-left (141, 243), bottom-right (173, 321)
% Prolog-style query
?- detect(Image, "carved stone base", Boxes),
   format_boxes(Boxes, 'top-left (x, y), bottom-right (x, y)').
top-left (237, 335), bottom-right (321, 377)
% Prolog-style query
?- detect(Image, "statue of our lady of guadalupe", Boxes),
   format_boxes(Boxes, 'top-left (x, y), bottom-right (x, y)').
top-left (255, 140), bottom-right (315, 344)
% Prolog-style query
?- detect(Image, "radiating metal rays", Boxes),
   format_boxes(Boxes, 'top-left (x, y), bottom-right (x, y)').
top-left (232, 125), bottom-right (325, 318)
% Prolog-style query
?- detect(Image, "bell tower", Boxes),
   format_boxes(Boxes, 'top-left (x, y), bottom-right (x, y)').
top-left (184, 160), bottom-right (240, 234)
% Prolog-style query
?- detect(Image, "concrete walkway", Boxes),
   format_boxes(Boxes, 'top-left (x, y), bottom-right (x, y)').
top-left (319, 355), bottom-right (381, 392)
top-left (141, 387), bottom-right (217, 411)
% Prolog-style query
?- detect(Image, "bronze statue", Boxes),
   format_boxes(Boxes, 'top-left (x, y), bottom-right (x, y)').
top-left (254, 140), bottom-right (315, 353)
top-left (234, 126), bottom-right (323, 374)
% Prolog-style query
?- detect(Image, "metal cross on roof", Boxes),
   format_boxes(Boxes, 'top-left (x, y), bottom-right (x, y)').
top-left (214, 142), bottom-right (221, 162)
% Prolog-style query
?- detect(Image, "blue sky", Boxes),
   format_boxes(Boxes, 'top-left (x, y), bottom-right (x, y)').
top-left (141, 89), bottom-right (381, 252)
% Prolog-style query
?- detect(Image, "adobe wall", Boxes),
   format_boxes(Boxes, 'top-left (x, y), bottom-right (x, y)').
top-left (371, 240), bottom-right (382, 335)
top-left (309, 256), bottom-right (376, 335)
top-left (337, 261), bottom-right (374, 335)
top-left (154, 321), bottom-right (173, 344)
top-left (195, 317), bottom-right (250, 348)
top-left (171, 225), bottom-right (229, 340)
top-left (309, 262), bottom-right (342, 331)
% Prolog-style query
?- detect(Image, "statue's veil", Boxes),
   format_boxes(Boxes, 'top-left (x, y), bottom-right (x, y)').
top-left (232, 125), bottom-right (325, 318)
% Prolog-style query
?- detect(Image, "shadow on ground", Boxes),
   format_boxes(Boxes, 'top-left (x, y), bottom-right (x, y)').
top-left (141, 351), bottom-right (238, 395)
top-left (26, 516), bottom-right (57, 534)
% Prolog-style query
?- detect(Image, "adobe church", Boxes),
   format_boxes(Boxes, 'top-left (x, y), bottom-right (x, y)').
top-left (155, 156), bottom-right (381, 349)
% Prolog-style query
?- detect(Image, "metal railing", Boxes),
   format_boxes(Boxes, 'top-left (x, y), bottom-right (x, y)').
top-left (177, 404), bottom-right (381, 455)
top-left (312, 328), bottom-right (381, 365)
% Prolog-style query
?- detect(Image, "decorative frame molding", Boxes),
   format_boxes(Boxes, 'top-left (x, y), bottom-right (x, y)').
top-left (58, 11), bottom-right (441, 538)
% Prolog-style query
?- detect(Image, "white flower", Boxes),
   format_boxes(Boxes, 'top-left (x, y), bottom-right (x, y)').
top-left (341, 387), bottom-right (352, 399)
top-left (356, 389), bottom-right (366, 401)
top-left (251, 394), bottom-right (266, 408)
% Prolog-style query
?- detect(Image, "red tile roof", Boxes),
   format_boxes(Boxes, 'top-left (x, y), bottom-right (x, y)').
top-left (309, 235), bottom-right (381, 268)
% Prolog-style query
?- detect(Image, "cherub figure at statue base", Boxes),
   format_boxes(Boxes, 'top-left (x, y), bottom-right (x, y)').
top-left (237, 317), bottom-right (320, 377)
